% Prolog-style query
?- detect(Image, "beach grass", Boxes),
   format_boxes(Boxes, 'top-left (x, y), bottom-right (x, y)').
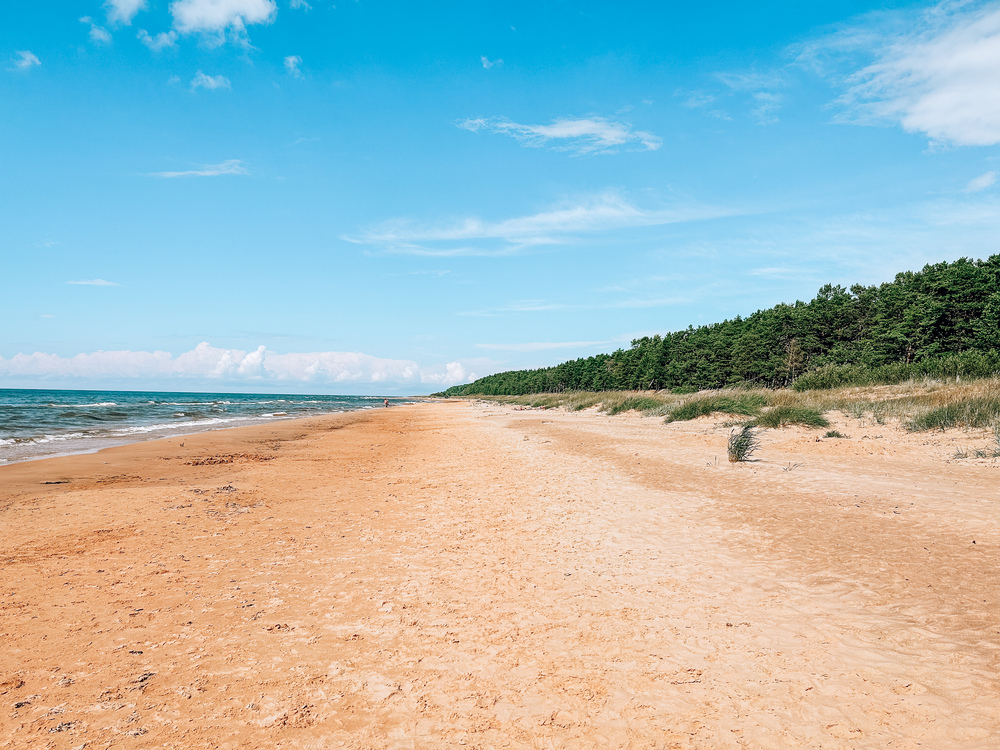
top-left (474, 376), bottom-right (1000, 435)
top-left (727, 425), bottom-right (760, 462)
top-left (754, 405), bottom-right (829, 429)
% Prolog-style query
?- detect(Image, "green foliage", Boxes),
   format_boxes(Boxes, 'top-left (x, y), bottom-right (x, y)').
top-left (754, 406), bottom-right (829, 428)
top-left (824, 430), bottom-right (848, 438)
top-left (907, 396), bottom-right (1000, 431)
top-left (727, 425), bottom-right (760, 462)
top-left (791, 351), bottom-right (1000, 391)
top-left (435, 256), bottom-right (1000, 398)
top-left (666, 393), bottom-right (768, 422)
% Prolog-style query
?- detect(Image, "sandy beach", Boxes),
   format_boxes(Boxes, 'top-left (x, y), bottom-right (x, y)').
top-left (1, 400), bottom-right (997, 749)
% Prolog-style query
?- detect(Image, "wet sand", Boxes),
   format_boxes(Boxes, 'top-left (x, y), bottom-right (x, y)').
top-left (1, 400), bottom-right (997, 748)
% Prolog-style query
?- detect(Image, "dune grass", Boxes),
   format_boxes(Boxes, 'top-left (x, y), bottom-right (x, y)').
top-left (754, 405), bottom-right (829, 429)
top-left (727, 425), bottom-right (760, 462)
top-left (471, 376), bottom-right (1000, 436)
top-left (665, 393), bottom-right (768, 422)
top-left (906, 395), bottom-right (1000, 431)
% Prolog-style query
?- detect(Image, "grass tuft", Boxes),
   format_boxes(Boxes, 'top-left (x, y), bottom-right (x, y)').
top-left (824, 430), bottom-right (848, 439)
top-left (727, 425), bottom-right (760, 462)
top-left (754, 406), bottom-right (829, 429)
top-left (666, 393), bottom-right (768, 422)
top-left (906, 395), bottom-right (1000, 431)
top-left (603, 396), bottom-right (664, 415)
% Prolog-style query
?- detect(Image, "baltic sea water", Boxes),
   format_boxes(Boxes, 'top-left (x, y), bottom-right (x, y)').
top-left (0, 389), bottom-right (407, 465)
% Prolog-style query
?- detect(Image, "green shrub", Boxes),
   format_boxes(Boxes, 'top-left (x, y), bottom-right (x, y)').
top-left (824, 430), bottom-right (848, 439)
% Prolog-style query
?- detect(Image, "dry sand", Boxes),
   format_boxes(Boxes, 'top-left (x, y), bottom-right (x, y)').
top-left (1, 400), bottom-right (997, 749)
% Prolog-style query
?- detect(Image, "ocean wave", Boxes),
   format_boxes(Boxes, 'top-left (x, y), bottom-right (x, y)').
top-left (47, 401), bottom-right (118, 408)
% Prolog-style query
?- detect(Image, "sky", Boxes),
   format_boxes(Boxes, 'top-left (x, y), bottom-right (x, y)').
top-left (3, 0), bottom-right (1000, 394)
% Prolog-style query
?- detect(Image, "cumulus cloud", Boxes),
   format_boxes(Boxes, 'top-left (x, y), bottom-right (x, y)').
top-left (138, 29), bottom-right (178, 50)
top-left (825, 1), bottom-right (1000, 146)
top-left (12, 50), bottom-right (41, 69)
top-left (105, 0), bottom-right (147, 25)
top-left (283, 54), bottom-right (302, 77)
top-left (190, 70), bottom-right (232, 90)
top-left (349, 190), bottom-right (739, 255)
top-left (0, 342), bottom-right (475, 387)
top-left (171, 0), bottom-right (277, 35)
top-left (67, 279), bottom-right (119, 286)
top-left (966, 170), bottom-right (997, 191)
top-left (81, 16), bottom-right (113, 44)
top-left (481, 55), bottom-right (503, 69)
top-left (457, 116), bottom-right (661, 154)
top-left (148, 159), bottom-right (249, 178)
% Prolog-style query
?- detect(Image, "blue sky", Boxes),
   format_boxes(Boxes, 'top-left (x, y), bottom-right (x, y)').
top-left (3, 0), bottom-right (1000, 394)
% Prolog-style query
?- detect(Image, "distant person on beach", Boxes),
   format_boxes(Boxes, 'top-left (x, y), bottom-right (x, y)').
top-left (384, 399), bottom-right (389, 408)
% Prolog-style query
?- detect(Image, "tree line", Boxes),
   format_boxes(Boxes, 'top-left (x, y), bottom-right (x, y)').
top-left (435, 256), bottom-right (1000, 396)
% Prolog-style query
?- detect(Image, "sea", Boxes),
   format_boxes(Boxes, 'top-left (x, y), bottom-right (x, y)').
top-left (0, 388), bottom-right (407, 465)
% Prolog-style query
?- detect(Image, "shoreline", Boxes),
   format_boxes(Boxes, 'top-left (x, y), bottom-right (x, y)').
top-left (0, 388), bottom-right (423, 467)
top-left (2, 400), bottom-right (997, 748)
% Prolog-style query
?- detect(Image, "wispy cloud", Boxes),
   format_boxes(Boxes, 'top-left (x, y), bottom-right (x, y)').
top-left (12, 50), bottom-right (40, 70)
top-left (148, 159), bottom-right (249, 178)
top-left (105, 0), bottom-right (147, 25)
top-left (290, 0), bottom-right (311, 9)
top-left (349, 191), bottom-right (741, 255)
top-left (137, 29), bottom-right (178, 51)
top-left (0, 342), bottom-right (475, 387)
top-left (481, 55), bottom-right (503, 69)
top-left (476, 341), bottom-right (608, 352)
top-left (716, 71), bottom-right (785, 124)
top-left (966, 170), bottom-right (997, 191)
top-left (458, 116), bottom-right (662, 154)
top-left (284, 55), bottom-right (302, 77)
top-left (80, 16), bottom-right (113, 44)
top-left (68, 279), bottom-right (119, 286)
top-left (809, 1), bottom-right (1000, 146)
top-left (191, 70), bottom-right (231, 90)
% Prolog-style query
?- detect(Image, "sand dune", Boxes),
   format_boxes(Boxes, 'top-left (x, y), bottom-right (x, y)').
top-left (1, 401), bottom-right (997, 748)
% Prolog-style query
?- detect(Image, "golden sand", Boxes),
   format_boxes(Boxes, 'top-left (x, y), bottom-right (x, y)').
top-left (1, 401), bottom-right (997, 748)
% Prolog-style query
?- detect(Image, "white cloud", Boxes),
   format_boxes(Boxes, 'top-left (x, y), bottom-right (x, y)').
top-left (289, 0), bottom-right (311, 8)
top-left (171, 0), bottom-right (277, 35)
top-left (966, 170), bottom-right (997, 191)
top-left (149, 159), bottom-right (249, 178)
top-left (458, 116), bottom-right (662, 154)
top-left (81, 17), bottom-right (114, 44)
top-left (68, 279), bottom-right (119, 286)
top-left (138, 29), bottom-right (178, 50)
top-left (832, 1), bottom-right (1000, 145)
top-left (419, 361), bottom-right (477, 386)
top-left (12, 51), bottom-right (41, 70)
top-left (106, 0), bottom-right (147, 25)
top-left (190, 70), bottom-right (232, 90)
top-left (349, 190), bottom-right (740, 255)
top-left (481, 55), bottom-right (503, 69)
top-left (0, 342), bottom-right (475, 387)
top-left (476, 341), bottom-right (607, 352)
top-left (283, 54), bottom-right (302, 77)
